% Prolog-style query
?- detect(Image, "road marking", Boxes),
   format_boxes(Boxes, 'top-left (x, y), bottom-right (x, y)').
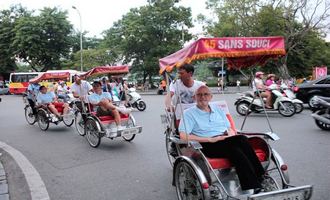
top-left (0, 141), bottom-right (50, 200)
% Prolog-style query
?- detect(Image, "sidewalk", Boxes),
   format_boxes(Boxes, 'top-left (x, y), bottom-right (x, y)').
top-left (138, 86), bottom-right (251, 95)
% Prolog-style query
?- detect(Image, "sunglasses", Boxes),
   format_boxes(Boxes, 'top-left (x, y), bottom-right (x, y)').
top-left (196, 93), bottom-right (211, 97)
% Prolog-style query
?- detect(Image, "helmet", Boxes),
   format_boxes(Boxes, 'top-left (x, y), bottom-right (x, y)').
top-left (267, 74), bottom-right (275, 79)
top-left (255, 71), bottom-right (264, 78)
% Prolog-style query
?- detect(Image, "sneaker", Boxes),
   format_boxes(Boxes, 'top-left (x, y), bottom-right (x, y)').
top-left (116, 106), bottom-right (132, 114)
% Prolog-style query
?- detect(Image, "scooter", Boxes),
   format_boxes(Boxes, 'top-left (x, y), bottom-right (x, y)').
top-left (280, 83), bottom-right (304, 113)
top-left (235, 84), bottom-right (296, 117)
top-left (310, 96), bottom-right (330, 130)
top-left (126, 87), bottom-right (146, 111)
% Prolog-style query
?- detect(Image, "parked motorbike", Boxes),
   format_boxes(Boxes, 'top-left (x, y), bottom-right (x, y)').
top-left (235, 84), bottom-right (296, 117)
top-left (280, 83), bottom-right (304, 113)
top-left (310, 96), bottom-right (330, 130)
top-left (126, 87), bottom-right (146, 111)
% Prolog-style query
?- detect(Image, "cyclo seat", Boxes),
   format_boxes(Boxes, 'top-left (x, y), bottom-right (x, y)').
top-left (52, 102), bottom-right (65, 114)
top-left (176, 101), bottom-right (269, 170)
top-left (87, 103), bottom-right (130, 124)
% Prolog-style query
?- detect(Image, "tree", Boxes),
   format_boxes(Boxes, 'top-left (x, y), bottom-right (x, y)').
top-left (0, 5), bottom-right (30, 73)
top-left (202, 0), bottom-right (330, 78)
top-left (12, 7), bottom-right (72, 72)
top-left (102, 0), bottom-right (193, 83)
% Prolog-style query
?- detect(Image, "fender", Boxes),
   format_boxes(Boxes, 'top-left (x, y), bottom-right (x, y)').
top-left (291, 99), bottom-right (303, 104)
top-left (172, 156), bottom-right (211, 199)
top-left (273, 97), bottom-right (292, 109)
top-left (86, 116), bottom-right (102, 133)
top-left (272, 149), bottom-right (290, 186)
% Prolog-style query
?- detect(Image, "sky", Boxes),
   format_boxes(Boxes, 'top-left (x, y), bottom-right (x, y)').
top-left (0, 0), bottom-right (209, 38)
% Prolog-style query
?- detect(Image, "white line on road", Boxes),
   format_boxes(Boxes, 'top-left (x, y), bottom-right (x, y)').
top-left (0, 141), bottom-right (50, 200)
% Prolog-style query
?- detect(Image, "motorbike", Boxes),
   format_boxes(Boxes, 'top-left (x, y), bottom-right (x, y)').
top-left (126, 87), bottom-right (146, 111)
top-left (235, 84), bottom-right (296, 117)
top-left (280, 83), bottom-right (304, 113)
top-left (310, 95), bottom-right (330, 130)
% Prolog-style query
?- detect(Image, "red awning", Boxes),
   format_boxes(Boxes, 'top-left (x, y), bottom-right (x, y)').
top-left (81, 65), bottom-right (129, 78)
top-left (29, 72), bottom-right (70, 83)
top-left (159, 36), bottom-right (286, 74)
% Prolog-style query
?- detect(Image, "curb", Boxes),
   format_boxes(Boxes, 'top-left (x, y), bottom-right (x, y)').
top-left (0, 157), bottom-right (9, 200)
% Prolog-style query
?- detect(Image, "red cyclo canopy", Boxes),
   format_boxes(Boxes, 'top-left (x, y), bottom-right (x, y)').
top-left (81, 65), bottom-right (130, 78)
top-left (29, 72), bottom-right (70, 83)
top-left (159, 36), bottom-right (286, 74)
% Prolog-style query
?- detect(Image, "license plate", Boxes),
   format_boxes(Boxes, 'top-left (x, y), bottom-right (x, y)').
top-left (248, 185), bottom-right (312, 200)
top-left (121, 129), bottom-right (138, 136)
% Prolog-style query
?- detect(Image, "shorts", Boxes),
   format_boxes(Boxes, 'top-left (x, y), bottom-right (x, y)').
top-left (96, 107), bottom-right (113, 117)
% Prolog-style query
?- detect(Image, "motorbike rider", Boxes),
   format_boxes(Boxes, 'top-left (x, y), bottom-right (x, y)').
top-left (252, 72), bottom-right (272, 109)
top-left (265, 74), bottom-right (276, 86)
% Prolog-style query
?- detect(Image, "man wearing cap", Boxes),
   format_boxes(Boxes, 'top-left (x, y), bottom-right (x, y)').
top-left (252, 72), bottom-right (272, 108)
top-left (88, 81), bottom-right (125, 136)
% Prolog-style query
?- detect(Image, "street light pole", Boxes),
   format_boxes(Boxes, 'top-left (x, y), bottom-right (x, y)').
top-left (72, 6), bottom-right (83, 72)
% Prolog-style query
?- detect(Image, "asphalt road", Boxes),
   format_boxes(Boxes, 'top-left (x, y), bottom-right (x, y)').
top-left (0, 94), bottom-right (329, 200)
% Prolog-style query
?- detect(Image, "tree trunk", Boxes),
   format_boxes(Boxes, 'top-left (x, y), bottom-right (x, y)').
top-left (278, 55), bottom-right (290, 79)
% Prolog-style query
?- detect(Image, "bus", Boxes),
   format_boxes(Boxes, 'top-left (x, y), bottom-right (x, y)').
top-left (9, 72), bottom-right (43, 94)
top-left (9, 70), bottom-right (81, 94)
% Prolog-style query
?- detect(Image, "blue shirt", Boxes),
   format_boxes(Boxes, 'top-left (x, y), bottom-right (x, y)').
top-left (178, 104), bottom-right (230, 138)
top-left (88, 92), bottom-right (112, 105)
top-left (37, 92), bottom-right (55, 104)
top-left (27, 83), bottom-right (40, 100)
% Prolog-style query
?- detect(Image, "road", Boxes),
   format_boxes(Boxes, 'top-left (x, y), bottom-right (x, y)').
top-left (0, 94), bottom-right (329, 200)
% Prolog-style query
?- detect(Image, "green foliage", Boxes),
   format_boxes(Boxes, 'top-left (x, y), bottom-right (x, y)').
top-left (193, 61), bottom-right (214, 82)
top-left (102, 0), bottom-right (193, 83)
top-left (11, 7), bottom-right (72, 72)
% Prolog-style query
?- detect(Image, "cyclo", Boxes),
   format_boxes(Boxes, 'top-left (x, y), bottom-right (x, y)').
top-left (160, 37), bottom-right (313, 200)
top-left (24, 71), bottom-right (75, 131)
top-left (74, 65), bottom-right (142, 148)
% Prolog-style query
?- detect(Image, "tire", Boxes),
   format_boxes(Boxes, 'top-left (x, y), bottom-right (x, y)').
top-left (63, 112), bottom-right (74, 127)
top-left (174, 160), bottom-right (206, 200)
top-left (85, 118), bottom-right (101, 148)
top-left (294, 103), bottom-right (304, 114)
top-left (165, 129), bottom-right (177, 167)
top-left (236, 101), bottom-right (251, 116)
top-left (122, 115), bottom-right (136, 142)
top-left (308, 95), bottom-right (319, 108)
top-left (25, 106), bottom-right (36, 125)
top-left (266, 156), bottom-right (287, 191)
top-left (37, 110), bottom-right (49, 131)
top-left (136, 100), bottom-right (146, 111)
top-left (278, 101), bottom-right (296, 117)
top-left (75, 112), bottom-right (85, 136)
top-left (314, 110), bottom-right (330, 130)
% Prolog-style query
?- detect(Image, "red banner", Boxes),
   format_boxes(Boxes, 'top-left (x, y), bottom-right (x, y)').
top-left (159, 36), bottom-right (286, 74)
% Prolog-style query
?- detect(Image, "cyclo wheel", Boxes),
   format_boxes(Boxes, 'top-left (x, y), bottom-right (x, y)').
top-left (174, 160), bottom-right (206, 200)
top-left (63, 112), bottom-right (74, 127)
top-left (25, 106), bottom-right (36, 125)
top-left (37, 110), bottom-right (49, 131)
top-left (264, 156), bottom-right (287, 191)
top-left (122, 115), bottom-right (136, 142)
top-left (85, 118), bottom-right (101, 148)
top-left (75, 112), bottom-right (85, 136)
top-left (165, 129), bottom-right (177, 167)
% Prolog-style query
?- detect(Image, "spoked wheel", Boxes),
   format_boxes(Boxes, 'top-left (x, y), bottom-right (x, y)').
top-left (75, 112), bottom-right (85, 136)
top-left (37, 110), bottom-right (49, 131)
top-left (136, 100), bottom-right (146, 111)
top-left (265, 157), bottom-right (287, 191)
top-left (122, 115), bottom-right (136, 142)
top-left (278, 101), bottom-right (296, 117)
top-left (236, 101), bottom-right (251, 116)
top-left (165, 129), bottom-right (178, 167)
top-left (63, 112), bottom-right (74, 127)
top-left (25, 106), bottom-right (36, 125)
top-left (314, 110), bottom-right (330, 130)
top-left (294, 103), bottom-right (304, 114)
top-left (174, 160), bottom-right (206, 200)
top-left (85, 118), bottom-right (101, 148)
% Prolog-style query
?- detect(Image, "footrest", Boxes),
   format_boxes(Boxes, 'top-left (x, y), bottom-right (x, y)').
top-left (248, 185), bottom-right (313, 200)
